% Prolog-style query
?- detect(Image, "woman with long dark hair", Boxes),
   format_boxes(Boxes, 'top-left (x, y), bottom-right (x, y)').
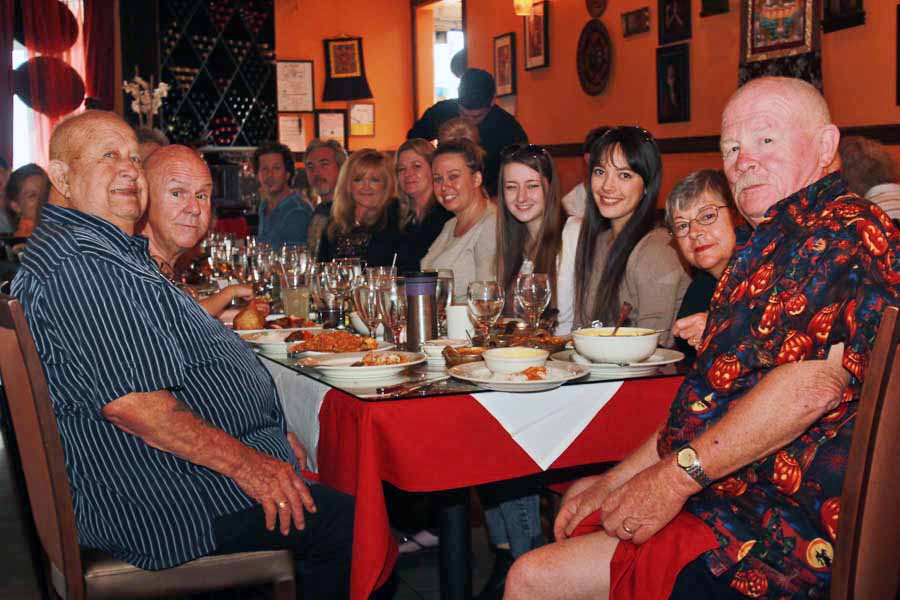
top-left (572, 127), bottom-right (689, 346)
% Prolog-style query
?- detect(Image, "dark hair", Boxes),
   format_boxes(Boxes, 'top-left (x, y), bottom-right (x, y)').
top-left (582, 126), bottom-right (611, 156)
top-left (253, 142), bottom-right (296, 180)
top-left (5, 163), bottom-right (49, 204)
top-left (664, 169), bottom-right (735, 228)
top-left (838, 136), bottom-right (900, 196)
top-left (574, 126), bottom-right (662, 327)
top-left (458, 68), bottom-right (495, 109)
top-left (432, 138), bottom-right (485, 175)
top-left (496, 144), bottom-right (565, 309)
top-left (134, 126), bottom-right (169, 147)
top-left (0, 156), bottom-right (8, 171)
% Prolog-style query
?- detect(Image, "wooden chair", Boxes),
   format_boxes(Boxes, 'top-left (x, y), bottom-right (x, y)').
top-left (0, 294), bottom-right (296, 600)
top-left (831, 305), bottom-right (900, 600)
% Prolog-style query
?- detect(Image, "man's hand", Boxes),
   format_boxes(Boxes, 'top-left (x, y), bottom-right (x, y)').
top-left (599, 459), bottom-right (696, 544)
top-left (227, 284), bottom-right (254, 301)
top-left (232, 447), bottom-right (317, 535)
top-left (672, 312), bottom-right (708, 348)
top-left (287, 432), bottom-right (308, 471)
top-left (553, 474), bottom-right (617, 541)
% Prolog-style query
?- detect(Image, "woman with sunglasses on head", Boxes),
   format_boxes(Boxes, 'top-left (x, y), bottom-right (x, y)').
top-left (666, 170), bottom-right (740, 361)
top-left (421, 138), bottom-right (497, 302)
top-left (572, 126), bottom-right (690, 347)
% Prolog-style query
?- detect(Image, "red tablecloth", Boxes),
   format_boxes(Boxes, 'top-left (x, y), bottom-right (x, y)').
top-left (316, 376), bottom-right (684, 600)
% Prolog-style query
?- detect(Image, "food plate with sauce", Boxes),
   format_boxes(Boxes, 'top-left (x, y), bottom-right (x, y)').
top-left (448, 361), bottom-right (589, 392)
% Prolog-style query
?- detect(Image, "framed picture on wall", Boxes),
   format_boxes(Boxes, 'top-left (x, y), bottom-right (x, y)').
top-left (524, 2), bottom-right (549, 70)
top-left (822, 0), bottom-right (865, 33)
top-left (656, 43), bottom-right (690, 123)
top-left (348, 102), bottom-right (375, 136)
top-left (622, 7), bottom-right (651, 37)
top-left (276, 60), bottom-right (315, 113)
top-left (493, 32), bottom-right (516, 96)
top-left (741, 0), bottom-right (820, 63)
top-left (315, 109), bottom-right (348, 148)
top-left (325, 38), bottom-right (362, 78)
top-left (659, 0), bottom-right (691, 45)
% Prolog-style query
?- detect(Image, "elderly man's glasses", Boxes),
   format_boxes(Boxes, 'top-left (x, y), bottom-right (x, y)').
top-left (671, 205), bottom-right (728, 238)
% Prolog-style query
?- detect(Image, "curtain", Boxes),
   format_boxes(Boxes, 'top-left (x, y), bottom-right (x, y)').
top-left (0, 0), bottom-right (13, 165)
top-left (83, 0), bottom-right (114, 110)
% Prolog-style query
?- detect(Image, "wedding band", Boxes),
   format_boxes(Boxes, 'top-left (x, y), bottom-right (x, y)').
top-left (278, 501), bottom-right (287, 509)
top-left (622, 523), bottom-right (635, 535)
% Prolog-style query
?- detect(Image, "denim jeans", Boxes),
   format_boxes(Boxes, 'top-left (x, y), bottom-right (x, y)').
top-left (477, 478), bottom-right (543, 558)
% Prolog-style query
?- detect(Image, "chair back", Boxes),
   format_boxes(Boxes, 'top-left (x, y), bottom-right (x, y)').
top-left (831, 305), bottom-right (900, 600)
top-left (0, 294), bottom-right (85, 599)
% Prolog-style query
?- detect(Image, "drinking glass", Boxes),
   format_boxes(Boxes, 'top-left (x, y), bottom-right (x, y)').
top-left (351, 274), bottom-right (382, 339)
top-left (376, 276), bottom-right (407, 344)
top-left (435, 269), bottom-right (454, 336)
top-left (515, 273), bottom-right (552, 331)
top-left (467, 281), bottom-right (505, 339)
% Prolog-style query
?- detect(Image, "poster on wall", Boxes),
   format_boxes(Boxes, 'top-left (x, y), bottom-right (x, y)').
top-left (278, 114), bottom-right (307, 152)
top-left (315, 109), bottom-right (348, 148)
top-left (349, 102), bottom-right (375, 136)
top-left (656, 43), bottom-right (690, 123)
top-left (276, 60), bottom-right (315, 113)
top-left (493, 32), bottom-right (516, 96)
top-left (322, 37), bottom-right (373, 101)
top-left (659, 0), bottom-right (692, 45)
top-left (524, 2), bottom-right (549, 70)
top-left (741, 0), bottom-right (819, 63)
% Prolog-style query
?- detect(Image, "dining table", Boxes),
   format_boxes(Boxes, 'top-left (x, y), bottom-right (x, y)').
top-left (258, 349), bottom-right (685, 600)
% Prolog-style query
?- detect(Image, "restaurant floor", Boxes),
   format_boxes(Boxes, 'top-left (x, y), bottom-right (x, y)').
top-left (0, 433), bottom-right (495, 600)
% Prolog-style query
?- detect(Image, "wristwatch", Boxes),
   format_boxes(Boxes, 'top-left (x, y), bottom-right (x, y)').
top-left (676, 445), bottom-right (712, 487)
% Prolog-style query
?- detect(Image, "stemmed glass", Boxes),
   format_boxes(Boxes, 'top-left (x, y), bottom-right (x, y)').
top-left (376, 276), bottom-right (407, 345)
top-left (515, 273), bottom-right (552, 331)
top-left (467, 281), bottom-right (505, 339)
top-left (351, 274), bottom-right (382, 339)
top-left (435, 269), bottom-right (454, 337)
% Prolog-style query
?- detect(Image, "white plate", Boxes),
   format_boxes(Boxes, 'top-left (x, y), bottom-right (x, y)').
top-left (238, 328), bottom-right (323, 354)
top-left (297, 340), bottom-right (394, 357)
top-left (299, 351), bottom-right (428, 381)
top-left (448, 361), bottom-right (589, 392)
top-left (421, 338), bottom-right (469, 357)
top-left (550, 348), bottom-right (684, 379)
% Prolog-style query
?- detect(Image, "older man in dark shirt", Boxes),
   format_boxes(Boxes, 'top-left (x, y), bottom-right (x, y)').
top-left (12, 110), bottom-right (353, 599)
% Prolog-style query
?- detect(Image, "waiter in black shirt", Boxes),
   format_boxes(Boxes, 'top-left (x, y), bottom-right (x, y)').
top-left (408, 68), bottom-right (528, 196)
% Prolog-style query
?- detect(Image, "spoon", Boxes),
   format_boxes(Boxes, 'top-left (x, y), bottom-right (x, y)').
top-left (611, 302), bottom-right (633, 336)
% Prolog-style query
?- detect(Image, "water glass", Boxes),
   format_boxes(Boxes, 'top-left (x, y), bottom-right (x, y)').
top-left (351, 275), bottom-right (382, 339)
top-left (376, 276), bottom-right (407, 344)
top-left (466, 281), bottom-right (505, 338)
top-left (515, 273), bottom-right (552, 331)
top-left (435, 268), bottom-right (454, 336)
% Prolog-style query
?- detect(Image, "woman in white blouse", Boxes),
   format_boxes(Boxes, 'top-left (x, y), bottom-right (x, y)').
top-left (495, 143), bottom-right (574, 334)
top-left (421, 139), bottom-right (497, 303)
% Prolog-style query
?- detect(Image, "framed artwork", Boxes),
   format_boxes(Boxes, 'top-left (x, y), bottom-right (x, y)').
top-left (315, 109), bottom-right (348, 148)
top-left (622, 7), bottom-right (651, 37)
top-left (524, 2), bottom-right (549, 70)
top-left (741, 0), bottom-right (820, 63)
top-left (325, 38), bottom-right (362, 78)
top-left (276, 60), bottom-right (314, 113)
top-left (577, 19), bottom-right (612, 96)
top-left (493, 33), bottom-right (516, 96)
top-left (822, 0), bottom-right (865, 33)
top-left (348, 102), bottom-right (375, 137)
top-left (659, 0), bottom-right (691, 45)
top-left (700, 0), bottom-right (729, 17)
top-left (656, 43), bottom-right (690, 123)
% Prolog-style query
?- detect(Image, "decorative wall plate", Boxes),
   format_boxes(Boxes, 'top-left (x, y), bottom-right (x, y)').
top-left (586, 0), bottom-right (608, 18)
top-left (577, 19), bottom-right (612, 96)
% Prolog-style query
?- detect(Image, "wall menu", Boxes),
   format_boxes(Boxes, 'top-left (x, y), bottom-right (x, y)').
top-left (276, 60), bottom-right (315, 113)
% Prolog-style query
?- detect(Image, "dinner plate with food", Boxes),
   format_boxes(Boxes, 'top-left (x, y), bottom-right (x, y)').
top-left (550, 348), bottom-right (684, 379)
top-left (448, 361), bottom-right (589, 393)
top-left (299, 350), bottom-right (427, 381)
top-left (286, 330), bottom-right (393, 356)
top-left (239, 327), bottom-right (324, 354)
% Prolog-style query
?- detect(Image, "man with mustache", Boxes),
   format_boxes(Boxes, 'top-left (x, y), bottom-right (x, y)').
top-left (11, 111), bottom-right (354, 599)
top-left (141, 144), bottom-right (252, 316)
top-left (254, 141), bottom-right (312, 248)
top-left (303, 138), bottom-right (347, 259)
top-left (504, 77), bottom-right (899, 599)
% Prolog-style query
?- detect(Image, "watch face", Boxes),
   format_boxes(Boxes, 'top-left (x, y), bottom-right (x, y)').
top-left (678, 446), bottom-right (697, 467)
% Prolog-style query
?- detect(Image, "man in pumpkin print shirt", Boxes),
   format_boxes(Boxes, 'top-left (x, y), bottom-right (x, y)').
top-left (504, 77), bottom-right (899, 599)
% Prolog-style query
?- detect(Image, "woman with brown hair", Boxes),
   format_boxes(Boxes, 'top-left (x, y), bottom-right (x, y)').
top-left (318, 148), bottom-right (403, 266)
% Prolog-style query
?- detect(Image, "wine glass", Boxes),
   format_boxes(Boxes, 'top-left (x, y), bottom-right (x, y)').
top-left (351, 274), bottom-right (382, 339)
top-left (435, 269), bottom-right (454, 336)
top-left (376, 276), bottom-right (407, 345)
top-left (515, 273), bottom-right (552, 331)
top-left (467, 281), bottom-right (505, 339)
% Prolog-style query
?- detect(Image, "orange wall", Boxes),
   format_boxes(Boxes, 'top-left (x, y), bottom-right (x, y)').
top-left (274, 0), bottom-right (414, 152)
top-left (465, 0), bottom-right (900, 202)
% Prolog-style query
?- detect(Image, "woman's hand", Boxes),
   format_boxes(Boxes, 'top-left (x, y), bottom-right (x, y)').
top-left (672, 312), bottom-right (708, 348)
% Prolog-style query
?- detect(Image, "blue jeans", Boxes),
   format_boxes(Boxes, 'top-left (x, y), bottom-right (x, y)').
top-left (478, 478), bottom-right (543, 558)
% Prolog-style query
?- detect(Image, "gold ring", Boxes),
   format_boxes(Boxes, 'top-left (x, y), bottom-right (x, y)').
top-left (622, 523), bottom-right (635, 535)
top-left (278, 501), bottom-right (287, 509)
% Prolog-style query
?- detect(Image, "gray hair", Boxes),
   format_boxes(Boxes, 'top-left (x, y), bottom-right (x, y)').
top-left (305, 138), bottom-right (348, 167)
top-left (838, 136), bottom-right (900, 196)
top-left (665, 169), bottom-right (735, 228)
top-left (134, 126), bottom-right (169, 147)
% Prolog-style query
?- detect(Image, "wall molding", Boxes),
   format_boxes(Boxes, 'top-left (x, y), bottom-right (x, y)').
top-left (545, 124), bottom-right (900, 158)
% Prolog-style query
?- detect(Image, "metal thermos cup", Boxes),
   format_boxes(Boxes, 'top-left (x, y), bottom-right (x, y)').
top-left (405, 271), bottom-right (437, 351)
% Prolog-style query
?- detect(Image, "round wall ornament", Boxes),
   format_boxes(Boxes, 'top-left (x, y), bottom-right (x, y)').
top-left (577, 19), bottom-right (612, 96)
top-left (585, 0), bottom-right (608, 18)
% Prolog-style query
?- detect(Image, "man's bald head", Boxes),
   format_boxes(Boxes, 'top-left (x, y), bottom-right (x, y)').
top-left (50, 110), bottom-right (134, 164)
top-left (719, 77), bottom-right (840, 227)
top-left (142, 144), bottom-right (213, 264)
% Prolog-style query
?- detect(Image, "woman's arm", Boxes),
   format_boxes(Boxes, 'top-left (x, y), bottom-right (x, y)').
top-left (554, 218), bottom-right (581, 335)
top-left (628, 230), bottom-right (690, 346)
top-left (473, 210), bottom-right (498, 282)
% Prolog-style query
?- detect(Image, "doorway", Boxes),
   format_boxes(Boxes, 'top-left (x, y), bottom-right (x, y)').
top-left (413, 0), bottom-right (465, 119)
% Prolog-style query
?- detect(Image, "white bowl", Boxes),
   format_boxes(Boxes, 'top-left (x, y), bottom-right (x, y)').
top-left (422, 338), bottom-right (469, 357)
top-left (571, 327), bottom-right (659, 364)
top-left (349, 311), bottom-right (384, 338)
top-left (482, 346), bottom-right (549, 374)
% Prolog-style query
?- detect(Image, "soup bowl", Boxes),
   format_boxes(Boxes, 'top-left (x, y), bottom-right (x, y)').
top-left (571, 327), bottom-right (659, 364)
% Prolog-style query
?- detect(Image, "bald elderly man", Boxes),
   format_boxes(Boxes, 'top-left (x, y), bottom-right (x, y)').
top-left (11, 111), bottom-right (354, 599)
top-left (504, 78), bottom-right (899, 599)
top-left (140, 144), bottom-right (252, 316)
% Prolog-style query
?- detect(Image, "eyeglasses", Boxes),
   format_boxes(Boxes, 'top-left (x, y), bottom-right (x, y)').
top-left (670, 205), bottom-right (729, 238)
top-left (500, 143), bottom-right (554, 174)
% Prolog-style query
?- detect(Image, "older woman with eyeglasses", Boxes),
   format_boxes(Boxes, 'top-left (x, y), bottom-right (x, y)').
top-left (667, 170), bottom-right (740, 358)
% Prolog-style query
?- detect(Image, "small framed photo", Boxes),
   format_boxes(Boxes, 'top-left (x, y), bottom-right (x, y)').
top-left (493, 32), bottom-right (516, 97)
top-left (348, 102), bottom-right (375, 137)
top-left (741, 0), bottom-right (819, 63)
top-left (325, 38), bottom-right (362, 79)
top-left (659, 0), bottom-right (692, 45)
top-left (276, 60), bottom-right (314, 113)
top-left (622, 7), bottom-right (651, 37)
top-left (656, 43), bottom-right (690, 123)
top-left (315, 109), bottom-right (348, 148)
top-left (524, 2), bottom-right (549, 70)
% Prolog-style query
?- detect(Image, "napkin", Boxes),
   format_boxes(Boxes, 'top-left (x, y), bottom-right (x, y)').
top-left (472, 381), bottom-right (624, 470)
top-left (263, 360), bottom-right (331, 473)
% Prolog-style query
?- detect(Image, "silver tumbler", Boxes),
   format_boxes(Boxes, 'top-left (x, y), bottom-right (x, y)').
top-left (405, 271), bottom-right (438, 351)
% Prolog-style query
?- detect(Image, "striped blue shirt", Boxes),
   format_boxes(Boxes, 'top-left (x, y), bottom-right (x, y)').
top-left (11, 204), bottom-right (297, 570)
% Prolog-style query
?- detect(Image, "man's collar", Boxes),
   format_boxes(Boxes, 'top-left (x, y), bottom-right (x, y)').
top-left (755, 172), bottom-right (847, 229)
top-left (42, 204), bottom-right (149, 252)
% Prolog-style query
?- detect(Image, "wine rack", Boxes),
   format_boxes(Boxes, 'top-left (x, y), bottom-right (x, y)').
top-left (158, 0), bottom-right (276, 147)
